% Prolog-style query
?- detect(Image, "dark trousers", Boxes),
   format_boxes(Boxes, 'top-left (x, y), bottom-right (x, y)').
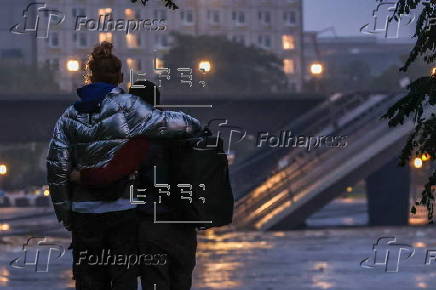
top-left (137, 217), bottom-right (197, 290)
top-left (72, 209), bottom-right (138, 290)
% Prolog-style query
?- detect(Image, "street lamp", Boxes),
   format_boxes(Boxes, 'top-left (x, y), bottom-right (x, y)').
top-left (432, 67), bottom-right (436, 76)
top-left (310, 63), bottom-right (324, 76)
top-left (0, 164), bottom-right (7, 176)
top-left (414, 157), bottom-right (423, 169)
top-left (199, 60), bottom-right (211, 73)
top-left (309, 63), bottom-right (324, 93)
top-left (67, 59), bottom-right (80, 72)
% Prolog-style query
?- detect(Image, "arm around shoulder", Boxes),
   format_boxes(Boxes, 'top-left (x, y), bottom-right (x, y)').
top-left (122, 94), bottom-right (201, 138)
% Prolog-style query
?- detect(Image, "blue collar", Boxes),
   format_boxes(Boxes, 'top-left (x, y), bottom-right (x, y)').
top-left (74, 82), bottom-right (117, 113)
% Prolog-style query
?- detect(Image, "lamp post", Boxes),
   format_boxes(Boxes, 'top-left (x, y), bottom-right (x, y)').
top-left (0, 164), bottom-right (7, 176)
top-left (0, 164), bottom-right (7, 194)
top-left (198, 60), bottom-right (212, 92)
top-left (66, 59), bottom-right (80, 72)
top-left (310, 62), bottom-right (324, 93)
top-left (198, 60), bottom-right (211, 73)
top-left (66, 59), bottom-right (80, 90)
top-left (414, 157), bottom-right (423, 169)
top-left (310, 63), bottom-right (323, 76)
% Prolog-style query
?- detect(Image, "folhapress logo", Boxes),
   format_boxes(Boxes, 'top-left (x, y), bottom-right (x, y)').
top-left (9, 237), bottom-right (65, 272)
top-left (360, 237), bottom-right (415, 272)
top-left (359, 1), bottom-right (415, 39)
top-left (10, 2), bottom-right (65, 38)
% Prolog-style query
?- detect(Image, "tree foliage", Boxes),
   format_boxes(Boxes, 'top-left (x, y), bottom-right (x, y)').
top-left (381, 0), bottom-right (436, 220)
top-left (162, 33), bottom-right (288, 94)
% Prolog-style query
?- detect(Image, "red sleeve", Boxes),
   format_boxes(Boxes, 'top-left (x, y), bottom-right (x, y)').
top-left (80, 138), bottom-right (149, 187)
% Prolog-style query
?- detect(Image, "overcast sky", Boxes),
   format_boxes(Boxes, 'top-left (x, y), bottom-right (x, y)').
top-left (303, 0), bottom-right (415, 39)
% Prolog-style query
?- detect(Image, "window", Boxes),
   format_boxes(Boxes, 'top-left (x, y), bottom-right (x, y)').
top-left (155, 34), bottom-right (169, 49)
top-left (283, 58), bottom-right (295, 74)
top-left (257, 35), bottom-right (272, 48)
top-left (155, 58), bottom-right (164, 69)
top-left (125, 8), bottom-right (135, 19)
top-left (124, 8), bottom-right (140, 19)
top-left (73, 32), bottom-right (88, 48)
top-left (48, 32), bottom-right (59, 48)
top-left (258, 10), bottom-right (271, 25)
top-left (207, 10), bottom-right (220, 24)
top-left (43, 8), bottom-right (61, 22)
top-left (284, 11), bottom-right (296, 26)
top-left (99, 32), bottom-right (112, 43)
top-left (98, 8), bottom-right (112, 16)
top-left (282, 35), bottom-right (295, 50)
top-left (180, 10), bottom-right (194, 25)
top-left (126, 58), bottom-right (140, 71)
top-left (154, 9), bottom-right (167, 19)
top-left (72, 8), bottom-right (86, 18)
top-left (76, 35), bottom-right (85, 48)
top-left (232, 10), bottom-right (246, 25)
top-left (126, 34), bottom-right (140, 48)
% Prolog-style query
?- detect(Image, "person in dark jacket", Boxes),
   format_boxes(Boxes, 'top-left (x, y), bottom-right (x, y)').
top-left (47, 42), bottom-right (200, 290)
top-left (73, 80), bottom-right (198, 290)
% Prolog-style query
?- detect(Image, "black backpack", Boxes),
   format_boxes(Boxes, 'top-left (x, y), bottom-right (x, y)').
top-left (168, 129), bottom-right (234, 229)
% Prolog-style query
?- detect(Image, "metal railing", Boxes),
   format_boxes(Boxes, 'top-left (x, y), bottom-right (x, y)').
top-left (232, 94), bottom-right (408, 229)
top-left (230, 93), bottom-right (370, 198)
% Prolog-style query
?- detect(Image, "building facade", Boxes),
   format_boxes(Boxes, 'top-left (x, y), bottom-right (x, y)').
top-left (0, 0), bottom-right (37, 66)
top-left (24, 0), bottom-right (303, 92)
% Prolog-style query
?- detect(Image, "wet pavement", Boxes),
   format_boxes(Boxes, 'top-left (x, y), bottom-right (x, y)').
top-left (1, 207), bottom-right (436, 289)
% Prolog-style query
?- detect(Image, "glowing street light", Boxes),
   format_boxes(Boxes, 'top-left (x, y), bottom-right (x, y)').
top-left (414, 157), bottom-right (423, 169)
top-left (310, 63), bottom-right (323, 76)
top-left (0, 164), bottom-right (7, 175)
top-left (67, 59), bottom-right (80, 72)
top-left (199, 60), bottom-right (211, 73)
top-left (43, 189), bottom-right (50, 197)
top-left (0, 224), bottom-right (10, 231)
top-left (432, 67), bottom-right (436, 76)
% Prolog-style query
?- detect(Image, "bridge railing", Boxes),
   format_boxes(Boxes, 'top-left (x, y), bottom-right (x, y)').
top-left (233, 93), bottom-right (389, 206)
top-left (233, 94), bottom-right (405, 228)
top-left (230, 93), bottom-right (370, 199)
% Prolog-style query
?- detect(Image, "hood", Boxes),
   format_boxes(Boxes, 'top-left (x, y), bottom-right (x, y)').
top-left (74, 82), bottom-right (117, 113)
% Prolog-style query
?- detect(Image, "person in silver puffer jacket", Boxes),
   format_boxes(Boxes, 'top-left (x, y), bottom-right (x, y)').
top-left (46, 42), bottom-right (200, 290)
top-left (47, 87), bottom-right (200, 224)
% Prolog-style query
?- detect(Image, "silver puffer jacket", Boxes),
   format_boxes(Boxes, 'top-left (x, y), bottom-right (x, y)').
top-left (47, 88), bottom-right (200, 224)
